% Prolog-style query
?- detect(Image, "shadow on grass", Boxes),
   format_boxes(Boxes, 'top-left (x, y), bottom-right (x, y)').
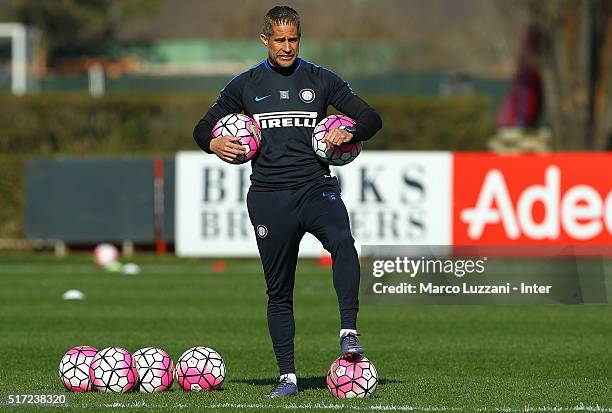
top-left (230, 376), bottom-right (402, 391)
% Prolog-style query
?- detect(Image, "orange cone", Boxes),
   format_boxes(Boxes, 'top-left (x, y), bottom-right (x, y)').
top-left (211, 261), bottom-right (228, 272)
top-left (318, 254), bottom-right (333, 267)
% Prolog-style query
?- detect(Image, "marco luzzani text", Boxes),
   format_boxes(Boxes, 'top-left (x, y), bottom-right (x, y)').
top-left (371, 257), bottom-right (552, 295)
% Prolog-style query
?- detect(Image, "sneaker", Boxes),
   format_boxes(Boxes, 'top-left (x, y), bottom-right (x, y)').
top-left (268, 377), bottom-right (298, 398)
top-left (340, 332), bottom-right (364, 356)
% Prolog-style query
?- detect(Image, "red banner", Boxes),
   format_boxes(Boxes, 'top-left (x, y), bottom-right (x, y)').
top-left (453, 153), bottom-right (612, 245)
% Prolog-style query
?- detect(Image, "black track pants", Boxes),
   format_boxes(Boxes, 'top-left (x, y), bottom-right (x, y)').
top-left (246, 176), bottom-right (360, 375)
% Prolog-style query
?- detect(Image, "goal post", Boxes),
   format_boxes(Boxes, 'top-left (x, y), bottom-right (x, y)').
top-left (0, 23), bottom-right (41, 95)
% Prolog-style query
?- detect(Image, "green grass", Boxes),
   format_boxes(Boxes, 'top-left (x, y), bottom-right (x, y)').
top-left (0, 252), bottom-right (610, 412)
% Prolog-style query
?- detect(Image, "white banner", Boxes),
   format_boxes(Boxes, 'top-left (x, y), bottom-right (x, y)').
top-left (175, 151), bottom-right (452, 257)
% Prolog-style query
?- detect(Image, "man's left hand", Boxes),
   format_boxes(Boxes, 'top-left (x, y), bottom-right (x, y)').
top-left (324, 128), bottom-right (353, 149)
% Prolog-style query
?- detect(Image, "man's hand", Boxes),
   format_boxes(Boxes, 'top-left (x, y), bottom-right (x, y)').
top-left (210, 136), bottom-right (247, 162)
top-left (324, 128), bottom-right (353, 149)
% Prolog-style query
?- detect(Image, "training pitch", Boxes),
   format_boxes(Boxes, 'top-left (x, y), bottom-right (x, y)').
top-left (0, 253), bottom-right (610, 412)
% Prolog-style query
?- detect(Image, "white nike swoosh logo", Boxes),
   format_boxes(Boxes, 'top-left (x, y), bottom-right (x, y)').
top-left (255, 95), bottom-right (271, 102)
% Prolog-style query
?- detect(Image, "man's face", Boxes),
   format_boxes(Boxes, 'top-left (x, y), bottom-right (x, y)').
top-left (260, 23), bottom-right (300, 68)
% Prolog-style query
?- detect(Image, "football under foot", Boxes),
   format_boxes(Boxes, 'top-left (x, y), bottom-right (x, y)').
top-left (340, 332), bottom-right (365, 357)
top-left (268, 377), bottom-right (299, 398)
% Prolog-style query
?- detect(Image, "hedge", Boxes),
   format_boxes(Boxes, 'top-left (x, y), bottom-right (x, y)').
top-left (0, 93), bottom-right (494, 237)
top-left (0, 93), bottom-right (493, 154)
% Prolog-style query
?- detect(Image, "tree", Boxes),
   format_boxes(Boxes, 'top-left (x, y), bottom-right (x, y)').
top-left (528, 0), bottom-right (612, 149)
top-left (3, 0), bottom-right (159, 63)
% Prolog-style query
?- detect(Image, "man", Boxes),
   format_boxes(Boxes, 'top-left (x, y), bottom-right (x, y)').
top-left (193, 5), bottom-right (382, 398)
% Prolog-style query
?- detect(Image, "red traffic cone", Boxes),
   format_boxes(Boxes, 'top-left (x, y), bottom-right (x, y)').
top-left (318, 254), bottom-right (333, 267)
top-left (211, 261), bottom-right (228, 273)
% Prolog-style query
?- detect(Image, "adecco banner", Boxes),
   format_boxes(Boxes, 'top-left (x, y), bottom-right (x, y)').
top-left (453, 153), bottom-right (612, 245)
top-left (175, 151), bottom-right (452, 257)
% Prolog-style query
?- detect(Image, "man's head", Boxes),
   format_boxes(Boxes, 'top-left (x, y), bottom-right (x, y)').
top-left (260, 6), bottom-right (301, 68)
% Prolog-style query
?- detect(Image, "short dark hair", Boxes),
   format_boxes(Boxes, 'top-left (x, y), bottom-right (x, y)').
top-left (263, 6), bottom-right (301, 37)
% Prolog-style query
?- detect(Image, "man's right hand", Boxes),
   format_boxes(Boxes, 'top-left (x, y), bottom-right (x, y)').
top-left (210, 136), bottom-right (246, 162)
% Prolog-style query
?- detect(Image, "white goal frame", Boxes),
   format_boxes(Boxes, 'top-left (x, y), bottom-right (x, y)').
top-left (0, 23), bottom-right (40, 95)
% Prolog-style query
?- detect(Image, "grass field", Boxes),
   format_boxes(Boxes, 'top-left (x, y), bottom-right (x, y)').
top-left (0, 252), bottom-right (611, 412)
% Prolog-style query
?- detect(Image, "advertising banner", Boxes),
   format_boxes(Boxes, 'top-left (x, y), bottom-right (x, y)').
top-left (453, 152), bottom-right (612, 246)
top-left (175, 151), bottom-right (452, 257)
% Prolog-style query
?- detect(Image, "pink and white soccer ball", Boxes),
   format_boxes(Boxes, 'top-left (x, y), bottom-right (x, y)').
top-left (326, 355), bottom-right (378, 398)
top-left (89, 347), bottom-right (138, 393)
top-left (59, 346), bottom-right (98, 392)
top-left (93, 243), bottom-right (120, 268)
top-left (175, 346), bottom-right (225, 391)
top-left (133, 347), bottom-right (174, 393)
top-left (212, 113), bottom-right (262, 164)
top-left (312, 114), bottom-right (362, 166)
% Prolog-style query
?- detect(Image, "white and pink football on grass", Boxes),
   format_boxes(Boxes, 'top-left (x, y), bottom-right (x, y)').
top-left (89, 347), bottom-right (138, 393)
top-left (93, 243), bottom-right (120, 268)
top-left (133, 347), bottom-right (174, 392)
top-left (312, 114), bottom-right (362, 166)
top-left (326, 355), bottom-right (378, 398)
top-left (212, 113), bottom-right (262, 164)
top-left (59, 346), bottom-right (98, 392)
top-left (175, 347), bottom-right (225, 391)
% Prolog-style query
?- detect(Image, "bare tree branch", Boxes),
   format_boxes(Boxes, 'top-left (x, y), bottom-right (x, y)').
top-left (528, 0), bottom-right (612, 149)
